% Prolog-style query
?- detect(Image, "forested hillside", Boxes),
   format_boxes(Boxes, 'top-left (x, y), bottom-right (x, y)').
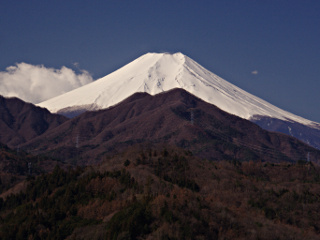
top-left (1, 146), bottom-right (320, 239)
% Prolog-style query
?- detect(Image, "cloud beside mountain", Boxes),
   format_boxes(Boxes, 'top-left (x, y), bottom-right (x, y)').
top-left (0, 63), bottom-right (93, 104)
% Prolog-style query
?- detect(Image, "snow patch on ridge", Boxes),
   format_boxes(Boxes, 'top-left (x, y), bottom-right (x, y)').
top-left (57, 103), bottom-right (100, 118)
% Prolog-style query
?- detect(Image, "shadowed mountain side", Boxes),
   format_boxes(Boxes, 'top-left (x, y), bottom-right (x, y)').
top-left (22, 89), bottom-right (320, 165)
top-left (252, 116), bottom-right (320, 150)
top-left (0, 96), bottom-right (68, 147)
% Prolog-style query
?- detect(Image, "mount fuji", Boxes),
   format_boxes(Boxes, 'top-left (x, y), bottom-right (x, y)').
top-left (37, 52), bottom-right (320, 149)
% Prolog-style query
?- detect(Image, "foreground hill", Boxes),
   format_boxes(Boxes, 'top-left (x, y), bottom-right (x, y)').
top-left (0, 142), bottom-right (70, 198)
top-left (24, 89), bottom-right (320, 165)
top-left (1, 146), bottom-right (319, 239)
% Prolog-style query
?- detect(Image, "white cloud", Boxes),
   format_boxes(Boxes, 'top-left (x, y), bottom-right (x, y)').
top-left (0, 62), bottom-right (93, 104)
top-left (251, 70), bottom-right (258, 75)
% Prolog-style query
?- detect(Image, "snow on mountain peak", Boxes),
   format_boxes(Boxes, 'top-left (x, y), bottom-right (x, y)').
top-left (37, 52), bottom-right (320, 128)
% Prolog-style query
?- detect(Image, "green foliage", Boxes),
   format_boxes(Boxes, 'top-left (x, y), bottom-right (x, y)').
top-left (154, 152), bottom-right (200, 192)
top-left (264, 207), bottom-right (277, 220)
top-left (297, 159), bottom-right (308, 165)
top-left (106, 201), bottom-right (153, 240)
top-left (0, 166), bottom-right (136, 239)
top-left (124, 159), bottom-right (131, 166)
top-left (161, 201), bottom-right (177, 223)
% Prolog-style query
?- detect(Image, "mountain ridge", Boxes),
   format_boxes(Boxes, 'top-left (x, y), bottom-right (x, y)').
top-left (0, 95), bottom-right (68, 147)
top-left (23, 89), bottom-right (320, 165)
top-left (37, 52), bottom-right (320, 127)
top-left (36, 52), bottom-right (320, 149)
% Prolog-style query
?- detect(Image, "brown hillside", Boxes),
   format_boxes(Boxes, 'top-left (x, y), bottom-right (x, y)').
top-left (21, 89), bottom-right (320, 165)
top-left (0, 95), bottom-right (67, 147)
top-left (1, 146), bottom-right (320, 239)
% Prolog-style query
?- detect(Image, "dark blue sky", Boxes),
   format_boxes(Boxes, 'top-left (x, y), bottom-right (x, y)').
top-left (1, 1), bottom-right (320, 122)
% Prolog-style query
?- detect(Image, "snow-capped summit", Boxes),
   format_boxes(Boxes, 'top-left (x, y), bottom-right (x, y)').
top-left (37, 52), bottom-right (319, 128)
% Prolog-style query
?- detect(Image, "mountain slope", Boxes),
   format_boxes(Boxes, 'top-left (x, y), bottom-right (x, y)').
top-left (37, 53), bottom-right (319, 126)
top-left (0, 95), bottom-right (68, 147)
top-left (252, 116), bottom-right (320, 150)
top-left (26, 89), bottom-right (320, 165)
top-left (37, 52), bottom-right (320, 149)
